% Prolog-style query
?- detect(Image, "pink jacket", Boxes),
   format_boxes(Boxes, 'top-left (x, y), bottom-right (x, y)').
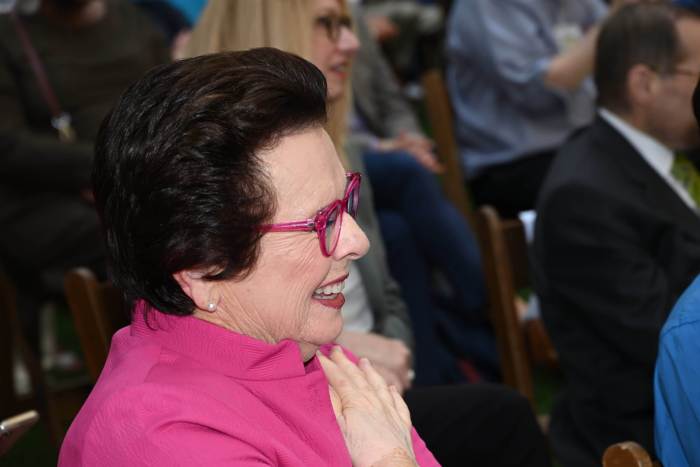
top-left (59, 302), bottom-right (439, 466)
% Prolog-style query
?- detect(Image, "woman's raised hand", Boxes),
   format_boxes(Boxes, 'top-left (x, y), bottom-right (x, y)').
top-left (318, 346), bottom-right (417, 467)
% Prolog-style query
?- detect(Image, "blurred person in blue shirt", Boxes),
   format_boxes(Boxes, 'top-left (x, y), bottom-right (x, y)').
top-left (655, 275), bottom-right (700, 467)
top-left (446, 0), bottom-right (627, 217)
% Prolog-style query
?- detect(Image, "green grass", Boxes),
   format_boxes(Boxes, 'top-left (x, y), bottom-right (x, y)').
top-left (532, 365), bottom-right (565, 466)
top-left (533, 365), bottom-right (563, 415)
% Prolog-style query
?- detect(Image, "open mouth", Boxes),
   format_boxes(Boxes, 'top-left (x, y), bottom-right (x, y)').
top-left (312, 277), bottom-right (347, 309)
top-left (330, 63), bottom-right (348, 75)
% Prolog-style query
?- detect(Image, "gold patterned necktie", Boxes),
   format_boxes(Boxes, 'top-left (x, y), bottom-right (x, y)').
top-left (670, 152), bottom-right (700, 206)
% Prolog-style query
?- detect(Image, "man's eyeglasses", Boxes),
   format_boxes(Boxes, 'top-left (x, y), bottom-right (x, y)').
top-left (260, 172), bottom-right (361, 257)
top-left (673, 67), bottom-right (700, 79)
top-left (315, 14), bottom-right (353, 42)
top-left (651, 64), bottom-right (700, 80)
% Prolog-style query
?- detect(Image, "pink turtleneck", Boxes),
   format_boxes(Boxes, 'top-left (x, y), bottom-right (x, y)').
top-left (58, 301), bottom-right (439, 466)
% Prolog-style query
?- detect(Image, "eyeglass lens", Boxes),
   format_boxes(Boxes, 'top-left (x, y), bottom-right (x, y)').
top-left (324, 204), bottom-right (342, 254)
top-left (346, 179), bottom-right (359, 217)
top-left (316, 15), bottom-right (352, 42)
top-left (324, 178), bottom-right (360, 255)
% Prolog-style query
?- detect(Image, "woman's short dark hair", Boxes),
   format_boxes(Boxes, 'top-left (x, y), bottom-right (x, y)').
top-left (595, 3), bottom-right (695, 112)
top-left (94, 48), bottom-right (328, 316)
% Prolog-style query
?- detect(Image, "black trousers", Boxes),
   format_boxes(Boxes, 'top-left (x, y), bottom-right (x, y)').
top-left (471, 151), bottom-right (556, 218)
top-left (0, 191), bottom-right (106, 351)
top-left (405, 383), bottom-right (551, 467)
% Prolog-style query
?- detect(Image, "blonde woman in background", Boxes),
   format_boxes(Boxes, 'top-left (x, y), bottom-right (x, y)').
top-left (185, 0), bottom-right (351, 155)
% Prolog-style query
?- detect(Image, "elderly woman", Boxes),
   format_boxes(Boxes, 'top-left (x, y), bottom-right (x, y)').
top-left (58, 49), bottom-right (436, 466)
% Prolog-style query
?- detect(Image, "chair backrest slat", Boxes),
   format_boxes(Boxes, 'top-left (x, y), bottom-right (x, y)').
top-left (421, 68), bottom-right (473, 223)
top-left (475, 206), bottom-right (534, 403)
top-left (64, 268), bottom-right (127, 383)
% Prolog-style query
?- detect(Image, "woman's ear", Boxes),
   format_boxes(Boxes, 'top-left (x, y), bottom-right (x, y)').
top-left (173, 269), bottom-right (220, 313)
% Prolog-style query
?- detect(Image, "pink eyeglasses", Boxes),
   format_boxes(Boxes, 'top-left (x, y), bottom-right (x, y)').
top-left (260, 172), bottom-right (361, 257)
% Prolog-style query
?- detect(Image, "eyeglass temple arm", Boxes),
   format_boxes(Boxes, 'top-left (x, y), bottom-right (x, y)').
top-left (260, 219), bottom-right (315, 233)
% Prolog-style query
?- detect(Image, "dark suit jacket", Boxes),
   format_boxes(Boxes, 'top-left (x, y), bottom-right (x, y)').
top-left (533, 116), bottom-right (700, 466)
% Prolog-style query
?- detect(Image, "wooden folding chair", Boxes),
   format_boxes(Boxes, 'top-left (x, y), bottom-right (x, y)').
top-left (0, 269), bottom-right (73, 444)
top-left (420, 68), bottom-right (474, 223)
top-left (474, 205), bottom-right (558, 407)
top-left (63, 268), bottom-right (126, 383)
top-left (0, 270), bottom-right (49, 417)
top-left (602, 441), bottom-right (660, 467)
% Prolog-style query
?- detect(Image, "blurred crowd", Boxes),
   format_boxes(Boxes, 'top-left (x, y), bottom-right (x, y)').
top-left (2, 0), bottom-right (700, 466)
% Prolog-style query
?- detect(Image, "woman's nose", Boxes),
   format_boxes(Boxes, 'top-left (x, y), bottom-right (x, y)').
top-left (334, 212), bottom-right (369, 260)
top-left (337, 26), bottom-right (360, 55)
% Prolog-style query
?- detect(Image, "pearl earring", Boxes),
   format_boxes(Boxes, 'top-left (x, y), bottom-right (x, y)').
top-left (207, 302), bottom-right (217, 312)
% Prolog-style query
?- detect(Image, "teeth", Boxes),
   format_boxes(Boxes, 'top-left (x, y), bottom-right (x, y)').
top-left (314, 281), bottom-right (345, 296)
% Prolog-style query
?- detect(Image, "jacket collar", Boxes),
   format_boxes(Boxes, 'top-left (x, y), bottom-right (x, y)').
top-left (590, 115), bottom-right (700, 233)
top-left (130, 300), bottom-right (322, 380)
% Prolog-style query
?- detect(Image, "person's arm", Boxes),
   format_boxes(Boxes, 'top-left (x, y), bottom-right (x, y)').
top-left (374, 132), bottom-right (443, 174)
top-left (542, 22), bottom-right (600, 91)
top-left (448, 0), bottom-right (609, 112)
top-left (544, 0), bottom-right (640, 90)
top-left (351, 6), bottom-right (442, 172)
top-left (0, 40), bottom-right (93, 192)
top-left (344, 216), bottom-right (416, 393)
top-left (352, 5), bottom-right (421, 137)
top-left (335, 330), bottom-right (413, 393)
top-left (654, 307), bottom-right (700, 467)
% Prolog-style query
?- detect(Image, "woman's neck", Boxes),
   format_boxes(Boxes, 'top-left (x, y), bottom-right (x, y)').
top-left (192, 308), bottom-right (318, 363)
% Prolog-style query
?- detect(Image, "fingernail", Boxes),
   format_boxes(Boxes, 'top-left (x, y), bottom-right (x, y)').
top-left (359, 357), bottom-right (370, 367)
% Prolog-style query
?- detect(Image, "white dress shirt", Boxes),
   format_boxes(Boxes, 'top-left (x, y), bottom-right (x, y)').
top-left (340, 262), bottom-right (374, 332)
top-left (599, 108), bottom-right (698, 211)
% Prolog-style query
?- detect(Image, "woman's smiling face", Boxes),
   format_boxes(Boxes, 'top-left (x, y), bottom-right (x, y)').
top-left (310, 0), bottom-right (359, 102)
top-left (213, 126), bottom-right (369, 361)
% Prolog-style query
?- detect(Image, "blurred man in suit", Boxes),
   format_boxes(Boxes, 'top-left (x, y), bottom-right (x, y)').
top-left (533, 4), bottom-right (700, 466)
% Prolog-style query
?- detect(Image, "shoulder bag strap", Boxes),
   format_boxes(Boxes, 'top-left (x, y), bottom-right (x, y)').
top-left (9, 10), bottom-right (76, 142)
